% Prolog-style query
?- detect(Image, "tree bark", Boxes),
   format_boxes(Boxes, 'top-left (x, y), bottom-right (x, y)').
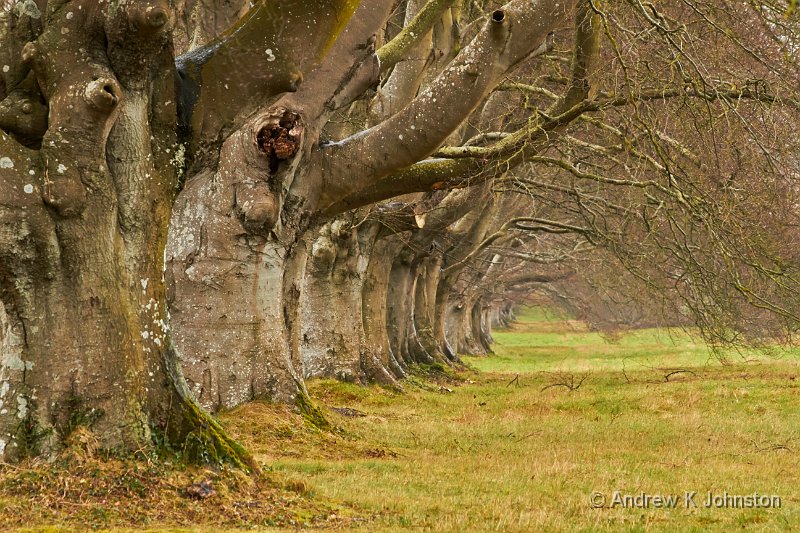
top-left (299, 221), bottom-right (370, 383)
top-left (386, 253), bottom-right (417, 365)
top-left (1, 0), bottom-right (583, 460)
top-left (361, 238), bottom-right (405, 382)
top-left (0, 1), bottom-right (256, 465)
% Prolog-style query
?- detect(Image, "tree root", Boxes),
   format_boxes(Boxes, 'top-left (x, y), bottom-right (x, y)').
top-left (174, 397), bottom-right (257, 472)
top-left (162, 342), bottom-right (257, 472)
top-left (295, 391), bottom-right (334, 432)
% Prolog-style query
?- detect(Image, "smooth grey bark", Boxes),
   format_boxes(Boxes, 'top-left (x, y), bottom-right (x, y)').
top-left (361, 238), bottom-right (407, 381)
top-left (167, 0), bottom-right (399, 409)
top-left (386, 254), bottom-right (419, 365)
top-left (299, 222), bottom-right (365, 382)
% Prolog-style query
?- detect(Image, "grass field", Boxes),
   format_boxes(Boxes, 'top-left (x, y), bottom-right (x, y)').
top-left (222, 307), bottom-right (800, 531)
top-left (5, 307), bottom-right (800, 531)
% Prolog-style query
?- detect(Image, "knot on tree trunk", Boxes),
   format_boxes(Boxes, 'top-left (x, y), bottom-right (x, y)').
top-left (0, 80), bottom-right (47, 148)
top-left (129, 1), bottom-right (172, 34)
top-left (235, 182), bottom-right (279, 235)
top-left (84, 78), bottom-right (121, 110)
top-left (257, 110), bottom-right (302, 174)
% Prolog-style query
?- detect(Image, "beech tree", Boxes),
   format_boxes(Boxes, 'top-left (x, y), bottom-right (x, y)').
top-left (165, 0), bottom-right (569, 409)
top-left (2, 0), bottom-right (799, 465)
top-left (0, 0), bottom-right (573, 461)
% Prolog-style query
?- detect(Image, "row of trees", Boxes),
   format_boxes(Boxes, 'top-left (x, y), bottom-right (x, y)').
top-left (1, 0), bottom-right (799, 464)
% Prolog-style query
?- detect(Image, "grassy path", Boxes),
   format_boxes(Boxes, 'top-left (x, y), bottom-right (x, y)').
top-left (218, 308), bottom-right (800, 531)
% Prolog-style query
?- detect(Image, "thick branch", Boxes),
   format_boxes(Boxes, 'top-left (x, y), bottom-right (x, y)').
top-left (370, 201), bottom-right (427, 235)
top-left (280, 0), bottom-right (396, 121)
top-left (415, 184), bottom-right (491, 233)
top-left (370, 184), bottom-right (486, 238)
top-left (369, 0), bottom-right (436, 121)
top-left (321, 157), bottom-right (474, 216)
top-left (486, 248), bottom-right (567, 264)
top-left (265, 1), bottom-right (396, 222)
top-left (176, 0), bottom-right (361, 151)
top-left (551, 0), bottom-right (600, 113)
top-left (318, 0), bottom-right (575, 210)
top-left (376, 0), bottom-right (455, 72)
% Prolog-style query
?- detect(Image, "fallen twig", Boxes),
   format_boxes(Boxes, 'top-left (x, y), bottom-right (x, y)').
top-left (663, 369), bottom-right (697, 382)
top-left (541, 373), bottom-right (588, 392)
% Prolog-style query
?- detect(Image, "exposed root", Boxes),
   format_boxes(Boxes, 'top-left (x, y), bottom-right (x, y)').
top-left (163, 342), bottom-right (257, 472)
top-left (179, 406), bottom-right (256, 472)
top-left (295, 391), bottom-right (334, 432)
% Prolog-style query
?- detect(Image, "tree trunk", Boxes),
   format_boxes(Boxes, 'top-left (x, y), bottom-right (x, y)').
top-left (167, 182), bottom-right (299, 411)
top-left (166, 0), bottom-right (393, 408)
top-left (299, 222), bottom-right (369, 383)
top-left (0, 0), bottom-right (584, 463)
top-left (482, 306), bottom-right (496, 348)
top-left (434, 264), bottom-right (459, 360)
top-left (0, 84), bottom-right (247, 466)
top-left (361, 239), bottom-right (404, 382)
top-left (386, 253), bottom-right (417, 366)
top-left (472, 298), bottom-right (493, 354)
top-left (414, 254), bottom-right (453, 363)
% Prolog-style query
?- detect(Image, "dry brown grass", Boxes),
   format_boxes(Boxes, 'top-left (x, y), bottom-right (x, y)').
top-left (0, 428), bottom-right (363, 531)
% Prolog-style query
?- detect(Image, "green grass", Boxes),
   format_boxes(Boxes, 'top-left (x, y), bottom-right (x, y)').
top-left (475, 306), bottom-right (776, 375)
top-left (222, 306), bottom-right (800, 532)
top-left (7, 307), bottom-right (800, 531)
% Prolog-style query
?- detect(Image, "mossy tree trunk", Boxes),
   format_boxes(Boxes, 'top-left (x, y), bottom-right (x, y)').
top-left (0, 0), bottom-right (360, 462)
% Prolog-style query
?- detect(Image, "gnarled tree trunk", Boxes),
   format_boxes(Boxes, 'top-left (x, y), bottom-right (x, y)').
top-left (0, 0), bottom-right (259, 464)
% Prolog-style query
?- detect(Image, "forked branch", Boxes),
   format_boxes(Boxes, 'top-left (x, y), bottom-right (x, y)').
top-left (318, 0), bottom-right (575, 210)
